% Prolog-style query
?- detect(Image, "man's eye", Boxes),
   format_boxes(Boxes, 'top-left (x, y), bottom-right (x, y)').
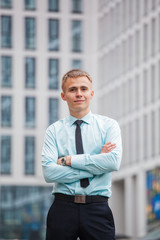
top-left (70, 88), bottom-right (75, 92)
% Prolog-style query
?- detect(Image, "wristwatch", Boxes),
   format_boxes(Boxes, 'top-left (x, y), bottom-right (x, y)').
top-left (61, 157), bottom-right (67, 166)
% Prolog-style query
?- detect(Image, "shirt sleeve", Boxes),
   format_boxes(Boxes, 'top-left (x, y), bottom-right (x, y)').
top-left (41, 127), bottom-right (93, 183)
top-left (71, 120), bottom-right (122, 175)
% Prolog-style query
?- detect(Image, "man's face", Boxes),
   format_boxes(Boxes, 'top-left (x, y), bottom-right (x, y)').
top-left (61, 76), bottom-right (94, 117)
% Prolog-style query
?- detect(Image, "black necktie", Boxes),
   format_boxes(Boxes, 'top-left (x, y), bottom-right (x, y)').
top-left (75, 120), bottom-right (89, 188)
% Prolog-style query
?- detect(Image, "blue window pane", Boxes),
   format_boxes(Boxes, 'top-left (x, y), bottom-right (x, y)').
top-left (49, 98), bottom-right (58, 125)
top-left (25, 57), bottom-right (35, 88)
top-left (25, 136), bottom-right (35, 175)
top-left (48, 19), bottom-right (59, 51)
top-left (25, 0), bottom-right (36, 10)
top-left (1, 96), bottom-right (12, 127)
top-left (72, 59), bottom-right (82, 69)
top-left (72, 20), bottom-right (82, 52)
top-left (0, 0), bottom-right (12, 8)
top-left (0, 186), bottom-right (52, 239)
top-left (72, 0), bottom-right (82, 13)
top-left (1, 16), bottom-right (12, 48)
top-left (1, 56), bottom-right (12, 87)
top-left (49, 59), bottom-right (59, 89)
top-left (25, 97), bottom-right (35, 128)
top-left (0, 136), bottom-right (11, 174)
top-left (25, 17), bottom-right (36, 49)
top-left (48, 0), bottom-right (59, 11)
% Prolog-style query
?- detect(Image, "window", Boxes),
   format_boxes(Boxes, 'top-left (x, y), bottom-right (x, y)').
top-left (49, 98), bottom-right (58, 125)
top-left (1, 96), bottom-right (12, 127)
top-left (135, 75), bottom-right (140, 110)
top-left (128, 122), bottom-right (133, 164)
top-left (143, 114), bottom-right (148, 159)
top-left (143, 24), bottom-right (148, 61)
top-left (159, 108), bottom-right (160, 155)
top-left (48, 19), bottom-right (59, 51)
top-left (135, 30), bottom-right (140, 66)
top-left (72, 0), bottom-right (82, 13)
top-left (72, 59), bottom-right (82, 69)
top-left (0, 186), bottom-right (52, 239)
top-left (25, 57), bottom-right (35, 88)
top-left (0, 136), bottom-right (11, 174)
top-left (1, 16), bottom-right (12, 48)
top-left (25, 136), bottom-right (35, 175)
top-left (151, 0), bottom-right (156, 10)
top-left (159, 60), bottom-right (160, 99)
top-left (143, 69), bottom-right (148, 106)
top-left (72, 20), bottom-right (82, 52)
top-left (143, 0), bottom-right (149, 16)
top-left (151, 111), bottom-right (155, 157)
top-left (122, 40), bottom-right (126, 73)
top-left (0, 0), bottom-right (12, 8)
top-left (151, 18), bottom-right (156, 57)
top-left (123, 81), bottom-right (128, 115)
top-left (159, 13), bottom-right (160, 52)
top-left (48, 0), bottom-right (59, 11)
top-left (25, 17), bottom-right (36, 49)
top-left (151, 65), bottom-right (155, 102)
top-left (135, 119), bottom-right (139, 162)
top-left (128, 78), bottom-right (133, 113)
top-left (49, 59), bottom-right (59, 89)
top-left (1, 56), bottom-right (12, 87)
top-left (135, 0), bottom-right (140, 22)
top-left (25, 0), bottom-right (36, 10)
top-left (25, 97), bottom-right (35, 128)
top-left (123, 0), bottom-right (128, 30)
top-left (120, 126), bottom-right (126, 166)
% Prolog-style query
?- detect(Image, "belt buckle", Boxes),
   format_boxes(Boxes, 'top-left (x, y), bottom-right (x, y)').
top-left (74, 195), bottom-right (86, 204)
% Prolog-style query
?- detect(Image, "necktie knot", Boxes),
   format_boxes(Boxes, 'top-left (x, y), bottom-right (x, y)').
top-left (75, 120), bottom-right (83, 126)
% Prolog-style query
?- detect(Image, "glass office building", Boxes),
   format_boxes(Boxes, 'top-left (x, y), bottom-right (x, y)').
top-left (2, 0), bottom-right (160, 239)
top-left (97, 0), bottom-right (160, 238)
top-left (0, 0), bottom-right (97, 239)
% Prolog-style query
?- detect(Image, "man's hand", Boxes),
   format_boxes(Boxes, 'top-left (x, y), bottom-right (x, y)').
top-left (100, 142), bottom-right (116, 154)
top-left (57, 156), bottom-right (71, 166)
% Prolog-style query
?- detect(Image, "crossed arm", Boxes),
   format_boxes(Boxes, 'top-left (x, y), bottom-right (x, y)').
top-left (42, 142), bottom-right (116, 184)
top-left (42, 121), bottom-right (122, 183)
top-left (57, 142), bottom-right (116, 166)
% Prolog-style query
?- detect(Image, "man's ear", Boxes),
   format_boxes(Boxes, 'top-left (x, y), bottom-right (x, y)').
top-left (61, 92), bottom-right (66, 101)
top-left (91, 90), bottom-right (94, 98)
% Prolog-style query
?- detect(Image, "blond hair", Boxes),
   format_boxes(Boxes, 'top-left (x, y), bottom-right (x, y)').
top-left (61, 69), bottom-right (92, 92)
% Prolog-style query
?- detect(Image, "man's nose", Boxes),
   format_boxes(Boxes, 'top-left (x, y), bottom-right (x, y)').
top-left (76, 89), bottom-right (82, 96)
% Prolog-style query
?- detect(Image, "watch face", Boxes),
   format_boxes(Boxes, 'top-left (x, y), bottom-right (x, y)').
top-left (61, 157), bottom-right (66, 166)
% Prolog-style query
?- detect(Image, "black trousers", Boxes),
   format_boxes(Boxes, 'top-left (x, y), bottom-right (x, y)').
top-left (46, 198), bottom-right (115, 240)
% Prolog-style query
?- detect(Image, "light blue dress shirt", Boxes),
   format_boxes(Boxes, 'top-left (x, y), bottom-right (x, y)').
top-left (42, 111), bottom-right (122, 198)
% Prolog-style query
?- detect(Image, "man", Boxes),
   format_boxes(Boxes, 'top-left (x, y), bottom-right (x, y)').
top-left (42, 69), bottom-right (122, 240)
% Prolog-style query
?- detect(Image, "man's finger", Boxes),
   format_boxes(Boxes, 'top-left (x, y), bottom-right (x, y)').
top-left (105, 142), bottom-right (116, 146)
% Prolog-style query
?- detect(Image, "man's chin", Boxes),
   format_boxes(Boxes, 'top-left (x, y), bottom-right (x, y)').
top-left (74, 106), bottom-right (89, 113)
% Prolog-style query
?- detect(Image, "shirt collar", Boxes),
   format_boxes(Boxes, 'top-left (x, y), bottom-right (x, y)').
top-left (69, 111), bottom-right (92, 126)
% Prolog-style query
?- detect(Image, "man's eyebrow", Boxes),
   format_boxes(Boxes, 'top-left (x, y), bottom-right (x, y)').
top-left (69, 86), bottom-right (77, 89)
top-left (68, 85), bottom-right (89, 90)
top-left (68, 86), bottom-right (77, 91)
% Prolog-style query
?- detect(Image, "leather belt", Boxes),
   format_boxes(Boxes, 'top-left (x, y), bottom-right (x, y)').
top-left (54, 193), bottom-right (108, 204)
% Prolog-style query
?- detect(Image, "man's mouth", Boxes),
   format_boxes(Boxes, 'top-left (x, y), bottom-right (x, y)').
top-left (74, 100), bottom-right (84, 103)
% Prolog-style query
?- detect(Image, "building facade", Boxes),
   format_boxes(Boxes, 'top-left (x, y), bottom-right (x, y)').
top-left (1, 0), bottom-right (160, 239)
top-left (0, 0), bottom-right (97, 239)
top-left (97, 0), bottom-right (160, 238)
